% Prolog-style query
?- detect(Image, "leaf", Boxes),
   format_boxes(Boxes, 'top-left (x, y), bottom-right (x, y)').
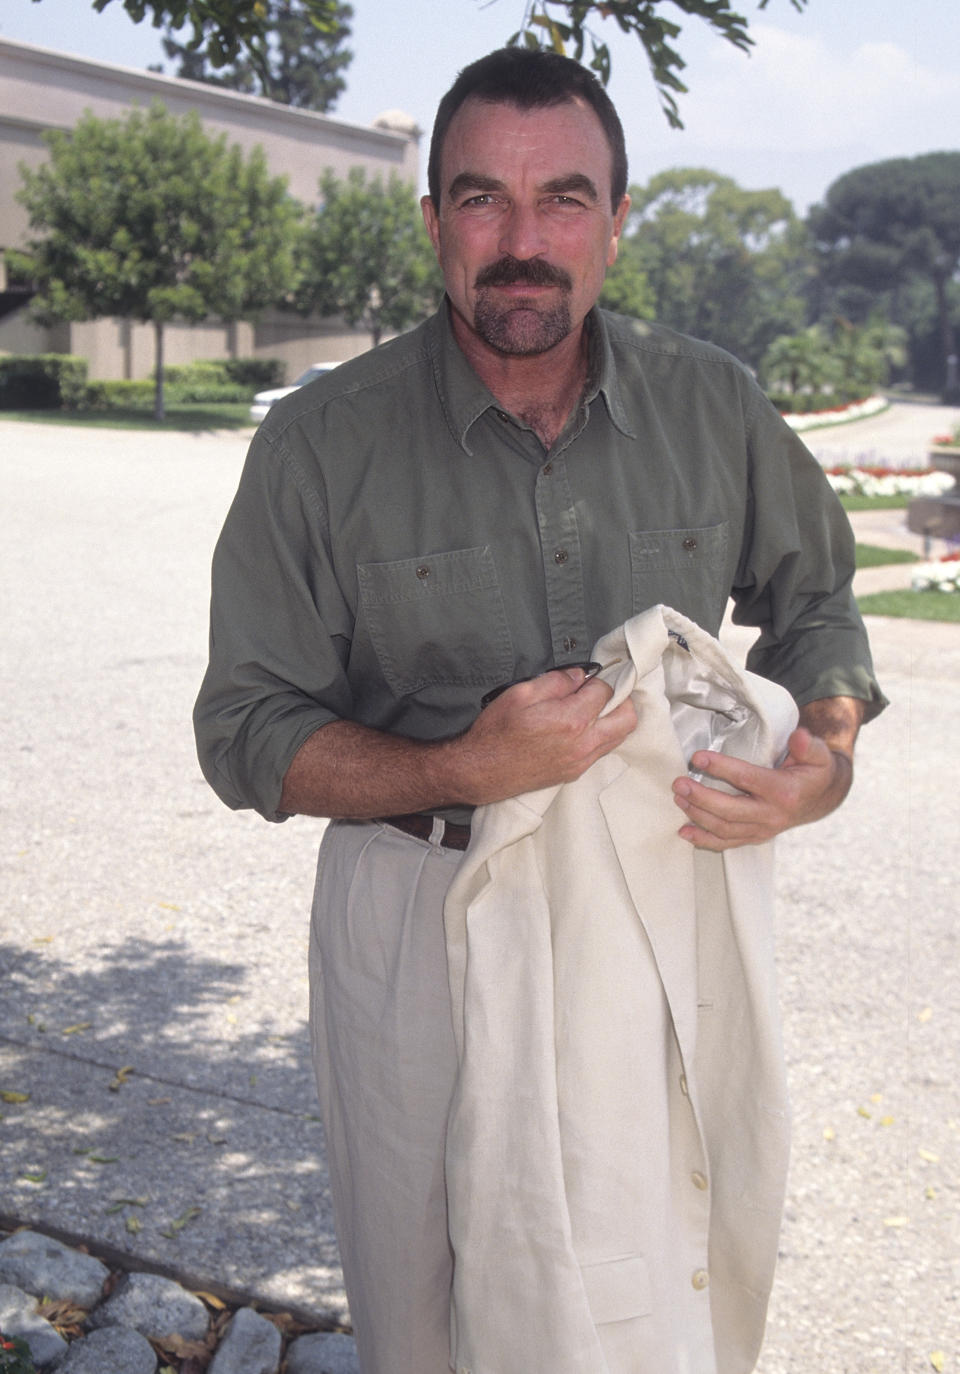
top-left (1, 1090), bottom-right (30, 1103)
top-left (62, 1022), bottom-right (92, 1035)
top-left (88, 1154), bottom-right (120, 1165)
top-left (160, 1205), bottom-right (202, 1238)
top-left (125, 1216), bottom-right (143, 1234)
top-left (880, 1115), bottom-right (895, 1127)
top-left (918, 1006), bottom-right (933, 1022)
top-left (20, 1169), bottom-right (47, 1183)
top-left (108, 1066), bottom-right (135, 1092)
top-left (857, 1106), bottom-right (872, 1119)
top-left (192, 1290), bottom-right (226, 1310)
top-left (930, 1353), bottom-right (945, 1372)
top-left (918, 1148), bottom-right (940, 1163)
top-left (822, 1126), bottom-right (836, 1141)
top-left (883, 1215), bottom-right (910, 1228)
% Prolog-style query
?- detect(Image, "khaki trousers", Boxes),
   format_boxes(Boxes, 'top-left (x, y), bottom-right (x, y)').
top-left (308, 818), bottom-right (463, 1374)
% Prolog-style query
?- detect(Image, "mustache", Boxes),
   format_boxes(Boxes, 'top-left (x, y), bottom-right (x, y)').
top-left (474, 256), bottom-right (572, 291)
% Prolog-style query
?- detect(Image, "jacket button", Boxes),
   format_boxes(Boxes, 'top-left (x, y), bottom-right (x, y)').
top-left (542, 462), bottom-right (553, 475)
top-left (691, 1171), bottom-right (708, 1191)
top-left (563, 636), bottom-right (577, 652)
top-left (692, 1269), bottom-right (709, 1290)
top-left (416, 566), bottom-right (430, 579)
top-left (682, 536), bottom-right (698, 551)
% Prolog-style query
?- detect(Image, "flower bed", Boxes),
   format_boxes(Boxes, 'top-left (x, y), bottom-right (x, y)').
top-left (782, 395), bottom-right (888, 432)
top-left (911, 552), bottom-right (960, 593)
top-left (824, 466), bottom-right (955, 498)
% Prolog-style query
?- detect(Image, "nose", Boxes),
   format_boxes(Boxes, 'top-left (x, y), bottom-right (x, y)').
top-left (497, 202), bottom-right (547, 262)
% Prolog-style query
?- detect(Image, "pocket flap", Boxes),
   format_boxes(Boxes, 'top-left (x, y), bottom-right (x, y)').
top-left (580, 1253), bottom-right (653, 1325)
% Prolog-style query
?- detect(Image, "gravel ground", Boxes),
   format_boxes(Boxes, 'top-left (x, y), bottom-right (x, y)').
top-left (1, 409), bottom-right (958, 1370)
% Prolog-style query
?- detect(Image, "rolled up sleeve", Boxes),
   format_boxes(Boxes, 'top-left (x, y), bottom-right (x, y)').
top-left (732, 390), bottom-right (887, 722)
top-left (193, 428), bottom-right (354, 821)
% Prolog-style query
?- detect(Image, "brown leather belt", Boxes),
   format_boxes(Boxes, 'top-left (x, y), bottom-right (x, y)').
top-left (380, 813), bottom-right (472, 851)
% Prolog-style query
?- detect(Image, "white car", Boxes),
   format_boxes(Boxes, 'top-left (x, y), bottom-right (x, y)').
top-left (249, 361), bottom-right (345, 422)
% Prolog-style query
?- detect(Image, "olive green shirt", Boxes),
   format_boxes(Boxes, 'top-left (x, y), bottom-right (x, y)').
top-left (194, 304), bottom-right (885, 823)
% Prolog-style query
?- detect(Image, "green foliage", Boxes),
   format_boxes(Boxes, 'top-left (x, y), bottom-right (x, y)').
top-left (0, 1333), bottom-right (36, 1374)
top-left (809, 153), bottom-right (960, 399)
top-left (13, 102), bottom-right (301, 418)
top-left (297, 168), bottom-right (442, 346)
top-left (622, 167), bottom-right (810, 367)
top-left (73, 0), bottom-right (344, 73)
top-left (761, 313), bottom-right (906, 404)
top-left (510, 0), bottom-right (808, 126)
top-left (160, 0), bottom-right (353, 112)
top-left (0, 354), bottom-right (88, 409)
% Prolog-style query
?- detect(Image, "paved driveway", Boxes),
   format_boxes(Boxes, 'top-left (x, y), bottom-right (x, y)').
top-left (1, 409), bottom-right (957, 1368)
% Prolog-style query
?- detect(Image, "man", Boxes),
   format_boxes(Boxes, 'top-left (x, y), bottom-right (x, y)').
top-left (195, 47), bottom-right (885, 1373)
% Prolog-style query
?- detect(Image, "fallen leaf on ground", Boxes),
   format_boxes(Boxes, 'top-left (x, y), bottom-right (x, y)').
top-left (192, 1291), bottom-right (226, 1310)
top-left (883, 1216), bottom-right (910, 1228)
top-left (1, 1090), bottom-right (30, 1103)
top-left (918, 1148), bottom-right (940, 1163)
top-left (62, 1023), bottom-right (92, 1035)
top-left (160, 1206), bottom-right (202, 1238)
top-left (918, 1006), bottom-right (933, 1023)
top-left (929, 1352), bottom-right (945, 1372)
top-left (108, 1066), bottom-right (135, 1092)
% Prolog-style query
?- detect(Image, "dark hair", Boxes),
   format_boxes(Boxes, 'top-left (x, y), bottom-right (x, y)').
top-left (427, 47), bottom-right (628, 212)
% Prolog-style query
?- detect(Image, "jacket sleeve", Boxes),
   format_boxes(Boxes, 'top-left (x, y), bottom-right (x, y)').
top-left (731, 385), bottom-right (887, 721)
top-left (193, 427), bottom-right (355, 822)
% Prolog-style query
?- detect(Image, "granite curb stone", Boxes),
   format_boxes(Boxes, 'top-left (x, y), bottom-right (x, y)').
top-left (207, 1306), bottom-right (282, 1374)
top-left (0, 1230), bottom-right (359, 1373)
top-left (87, 1271), bottom-right (210, 1341)
top-left (0, 1284), bottom-right (68, 1368)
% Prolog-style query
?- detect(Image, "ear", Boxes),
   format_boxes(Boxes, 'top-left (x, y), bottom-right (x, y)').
top-left (607, 193), bottom-right (631, 267)
top-left (421, 194), bottom-right (442, 261)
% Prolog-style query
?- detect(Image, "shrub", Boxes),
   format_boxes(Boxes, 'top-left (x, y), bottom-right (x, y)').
top-left (0, 354), bottom-right (88, 409)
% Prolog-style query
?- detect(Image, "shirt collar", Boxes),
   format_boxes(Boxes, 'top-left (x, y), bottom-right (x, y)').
top-left (430, 300), bottom-right (636, 455)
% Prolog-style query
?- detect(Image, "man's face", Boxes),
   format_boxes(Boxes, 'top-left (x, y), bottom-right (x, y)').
top-left (422, 96), bottom-right (629, 359)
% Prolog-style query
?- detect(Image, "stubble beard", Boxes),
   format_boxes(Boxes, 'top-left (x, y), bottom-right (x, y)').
top-left (471, 256), bottom-right (574, 357)
top-left (472, 293), bottom-right (573, 356)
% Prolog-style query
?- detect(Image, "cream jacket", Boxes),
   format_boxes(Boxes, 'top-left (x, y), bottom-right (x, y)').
top-left (443, 606), bottom-right (799, 1374)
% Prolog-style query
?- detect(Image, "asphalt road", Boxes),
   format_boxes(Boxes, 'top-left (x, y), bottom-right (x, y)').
top-left (1, 402), bottom-right (957, 1370)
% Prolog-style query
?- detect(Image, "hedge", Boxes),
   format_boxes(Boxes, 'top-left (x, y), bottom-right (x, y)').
top-left (0, 354), bottom-right (285, 411)
top-left (0, 354), bottom-right (89, 409)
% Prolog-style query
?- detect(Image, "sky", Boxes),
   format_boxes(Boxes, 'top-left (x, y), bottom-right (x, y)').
top-left (2, 0), bottom-right (958, 214)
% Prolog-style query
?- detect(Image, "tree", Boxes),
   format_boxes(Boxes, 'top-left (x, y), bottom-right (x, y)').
top-left (808, 153), bottom-right (960, 400)
top-left (621, 168), bottom-right (811, 367)
top-left (10, 103), bottom-right (301, 419)
top-left (510, 0), bottom-right (808, 127)
top-left (34, 0), bottom-right (808, 124)
top-left (159, 0), bottom-right (353, 113)
top-left (296, 168), bottom-right (442, 347)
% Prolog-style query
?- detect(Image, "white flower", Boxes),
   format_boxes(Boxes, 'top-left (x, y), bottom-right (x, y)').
top-left (911, 561), bottom-right (960, 593)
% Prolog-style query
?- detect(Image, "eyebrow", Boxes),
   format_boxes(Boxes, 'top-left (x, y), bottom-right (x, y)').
top-left (447, 171), bottom-right (601, 203)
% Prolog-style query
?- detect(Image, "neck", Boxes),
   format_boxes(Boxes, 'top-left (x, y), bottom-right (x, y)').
top-left (451, 310), bottom-right (590, 450)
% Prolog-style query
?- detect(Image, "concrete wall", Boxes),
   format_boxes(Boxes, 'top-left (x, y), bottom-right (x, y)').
top-left (0, 36), bottom-right (421, 381)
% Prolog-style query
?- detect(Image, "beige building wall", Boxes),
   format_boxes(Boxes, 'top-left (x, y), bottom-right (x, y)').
top-left (0, 36), bottom-right (421, 382)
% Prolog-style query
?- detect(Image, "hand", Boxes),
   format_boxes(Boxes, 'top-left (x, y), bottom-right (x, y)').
top-left (671, 726), bottom-right (853, 852)
top-left (455, 665), bottom-right (638, 805)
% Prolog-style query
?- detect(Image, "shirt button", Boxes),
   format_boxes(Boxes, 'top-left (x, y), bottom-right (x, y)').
top-left (554, 549), bottom-right (569, 564)
top-left (415, 565), bottom-right (430, 579)
top-left (691, 1171), bottom-right (708, 1191)
top-left (692, 1269), bottom-right (709, 1291)
top-left (563, 636), bottom-right (577, 653)
top-left (680, 1074), bottom-right (689, 1096)
top-left (682, 536), bottom-right (698, 551)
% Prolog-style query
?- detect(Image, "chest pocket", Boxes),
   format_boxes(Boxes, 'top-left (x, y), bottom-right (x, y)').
top-left (357, 546), bottom-right (514, 697)
top-left (629, 523), bottom-right (729, 634)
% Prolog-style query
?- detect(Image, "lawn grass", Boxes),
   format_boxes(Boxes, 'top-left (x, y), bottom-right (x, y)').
top-left (0, 403), bottom-right (254, 431)
top-left (854, 543), bottom-right (918, 568)
top-left (857, 589), bottom-right (960, 622)
top-left (839, 493), bottom-right (909, 512)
